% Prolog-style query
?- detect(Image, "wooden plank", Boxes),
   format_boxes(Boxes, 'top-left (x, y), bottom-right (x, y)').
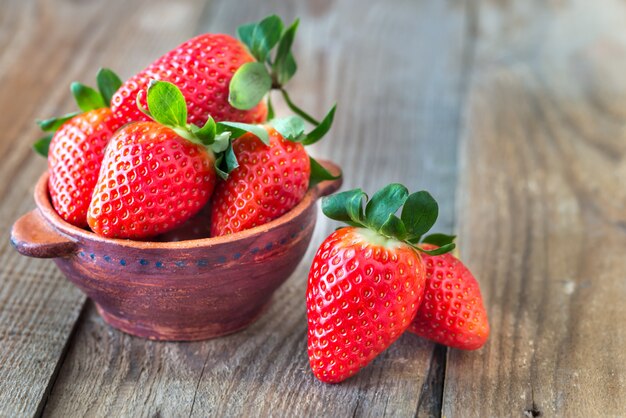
top-left (444, 0), bottom-right (626, 416)
top-left (42, 0), bottom-right (473, 416)
top-left (0, 0), bottom-right (211, 416)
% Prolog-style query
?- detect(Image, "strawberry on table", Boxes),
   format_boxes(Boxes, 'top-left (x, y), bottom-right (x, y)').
top-left (34, 69), bottom-right (124, 227)
top-left (88, 81), bottom-right (268, 239)
top-left (306, 185), bottom-right (455, 383)
top-left (209, 112), bottom-right (338, 236)
top-left (408, 239), bottom-right (490, 350)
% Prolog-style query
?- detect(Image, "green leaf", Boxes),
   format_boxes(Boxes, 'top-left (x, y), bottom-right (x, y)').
top-left (267, 94), bottom-right (275, 120)
top-left (71, 82), bottom-right (106, 112)
top-left (237, 22), bottom-right (256, 51)
top-left (239, 15), bottom-right (284, 62)
top-left (210, 131), bottom-right (231, 153)
top-left (195, 116), bottom-right (216, 145)
top-left (229, 62), bottom-right (272, 110)
top-left (213, 140), bottom-right (240, 180)
top-left (214, 154), bottom-right (228, 180)
top-left (274, 19), bottom-right (298, 64)
top-left (309, 156), bottom-right (341, 188)
top-left (146, 80), bottom-right (188, 128)
top-left (418, 242), bottom-right (456, 256)
top-left (401, 190), bottom-right (438, 241)
top-left (223, 140), bottom-right (239, 173)
top-left (277, 52), bottom-right (297, 86)
top-left (346, 191), bottom-right (365, 224)
top-left (421, 233), bottom-right (456, 247)
top-left (33, 134), bottom-right (53, 157)
top-left (96, 68), bottom-right (122, 107)
top-left (380, 214), bottom-right (407, 241)
top-left (274, 19), bottom-right (299, 85)
top-left (300, 105), bottom-right (336, 145)
top-left (322, 188), bottom-right (366, 225)
top-left (271, 116), bottom-right (305, 141)
top-left (37, 112), bottom-right (80, 132)
top-left (365, 183), bottom-right (409, 231)
top-left (217, 121), bottom-right (269, 145)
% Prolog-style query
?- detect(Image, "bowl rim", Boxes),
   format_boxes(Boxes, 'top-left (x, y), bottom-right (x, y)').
top-left (34, 160), bottom-right (341, 250)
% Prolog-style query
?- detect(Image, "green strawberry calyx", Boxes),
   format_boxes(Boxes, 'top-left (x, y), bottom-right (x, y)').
top-left (321, 184), bottom-right (456, 256)
top-left (229, 15), bottom-right (333, 127)
top-left (33, 68), bottom-right (123, 157)
top-left (139, 80), bottom-right (270, 180)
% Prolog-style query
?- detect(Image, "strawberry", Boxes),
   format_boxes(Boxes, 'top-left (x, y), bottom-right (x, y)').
top-left (306, 185), bottom-right (455, 383)
top-left (88, 121), bottom-right (215, 238)
top-left (209, 127), bottom-right (309, 236)
top-left (111, 33), bottom-right (267, 127)
top-left (34, 69), bottom-right (124, 227)
top-left (408, 241), bottom-right (490, 350)
top-left (209, 112), bottom-right (338, 237)
top-left (113, 15), bottom-right (321, 131)
top-left (88, 80), bottom-right (270, 239)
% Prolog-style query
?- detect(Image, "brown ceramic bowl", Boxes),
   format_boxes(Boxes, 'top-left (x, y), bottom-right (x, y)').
top-left (11, 161), bottom-right (341, 341)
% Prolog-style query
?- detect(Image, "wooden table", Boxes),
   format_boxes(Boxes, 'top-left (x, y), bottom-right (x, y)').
top-left (2, 0), bottom-right (625, 416)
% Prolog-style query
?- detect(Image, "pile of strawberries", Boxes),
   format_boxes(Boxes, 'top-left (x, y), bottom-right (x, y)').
top-left (307, 186), bottom-right (490, 383)
top-left (34, 15), bottom-right (489, 384)
top-left (36, 15), bottom-right (336, 240)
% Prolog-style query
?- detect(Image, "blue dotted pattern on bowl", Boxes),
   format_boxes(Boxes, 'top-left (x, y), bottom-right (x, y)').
top-left (76, 228), bottom-right (304, 269)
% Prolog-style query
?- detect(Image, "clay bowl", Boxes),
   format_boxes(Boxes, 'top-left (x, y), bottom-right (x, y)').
top-left (11, 161), bottom-right (342, 341)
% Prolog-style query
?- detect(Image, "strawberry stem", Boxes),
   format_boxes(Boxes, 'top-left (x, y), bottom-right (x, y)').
top-left (280, 88), bottom-right (320, 126)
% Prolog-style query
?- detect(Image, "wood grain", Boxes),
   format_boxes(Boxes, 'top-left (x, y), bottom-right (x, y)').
top-left (0, 0), bottom-right (210, 415)
top-left (37, 0), bottom-right (471, 416)
top-left (443, 0), bottom-right (626, 416)
top-left (12, 0), bottom-right (625, 416)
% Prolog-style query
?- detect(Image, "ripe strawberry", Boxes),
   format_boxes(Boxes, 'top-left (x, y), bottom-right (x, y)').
top-left (306, 185), bottom-right (455, 383)
top-left (408, 243), bottom-right (490, 350)
top-left (88, 121), bottom-right (216, 238)
top-left (209, 127), bottom-right (309, 236)
top-left (34, 69), bottom-right (124, 227)
top-left (111, 33), bottom-right (267, 127)
top-left (210, 111), bottom-right (338, 236)
top-left (88, 80), bottom-right (268, 239)
top-left (48, 109), bottom-right (121, 227)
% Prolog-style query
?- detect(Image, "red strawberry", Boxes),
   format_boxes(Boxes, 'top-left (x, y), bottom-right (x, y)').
top-left (306, 185), bottom-right (454, 383)
top-left (111, 33), bottom-right (267, 127)
top-left (87, 121), bottom-right (216, 239)
top-left (209, 110), bottom-right (338, 236)
top-left (88, 80), bottom-right (269, 239)
top-left (408, 244), bottom-right (490, 350)
top-left (209, 127), bottom-right (309, 236)
top-left (307, 227), bottom-right (425, 383)
top-left (48, 109), bottom-right (121, 227)
top-left (34, 69), bottom-right (125, 227)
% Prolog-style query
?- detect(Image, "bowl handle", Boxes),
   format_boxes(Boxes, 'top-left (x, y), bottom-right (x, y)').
top-left (10, 209), bottom-right (78, 258)
top-left (313, 159), bottom-right (343, 198)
